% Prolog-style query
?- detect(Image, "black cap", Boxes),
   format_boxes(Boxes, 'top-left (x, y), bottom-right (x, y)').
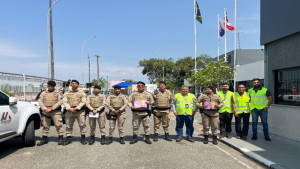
top-left (94, 85), bottom-right (101, 90)
top-left (159, 81), bottom-right (167, 85)
top-left (47, 80), bottom-right (56, 87)
top-left (206, 86), bottom-right (214, 90)
top-left (137, 81), bottom-right (145, 85)
top-left (113, 85), bottom-right (121, 89)
top-left (71, 80), bottom-right (79, 84)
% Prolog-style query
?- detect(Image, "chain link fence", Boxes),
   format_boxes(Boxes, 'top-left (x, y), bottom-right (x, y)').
top-left (0, 72), bottom-right (64, 101)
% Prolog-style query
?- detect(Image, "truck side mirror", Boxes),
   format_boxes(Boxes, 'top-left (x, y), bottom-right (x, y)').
top-left (9, 97), bottom-right (18, 105)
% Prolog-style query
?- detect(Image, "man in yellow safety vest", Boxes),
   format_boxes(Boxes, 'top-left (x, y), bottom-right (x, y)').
top-left (217, 82), bottom-right (234, 139)
top-left (172, 86), bottom-right (197, 143)
top-left (248, 78), bottom-right (272, 141)
top-left (232, 84), bottom-right (250, 140)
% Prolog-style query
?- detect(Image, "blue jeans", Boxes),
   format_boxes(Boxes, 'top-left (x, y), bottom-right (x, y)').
top-left (175, 115), bottom-right (194, 139)
top-left (251, 109), bottom-right (269, 136)
top-left (235, 113), bottom-right (250, 136)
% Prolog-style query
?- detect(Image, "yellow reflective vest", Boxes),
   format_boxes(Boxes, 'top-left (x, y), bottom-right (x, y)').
top-left (248, 87), bottom-right (269, 110)
top-left (217, 91), bottom-right (233, 113)
top-left (233, 92), bottom-right (250, 114)
top-left (175, 93), bottom-right (194, 115)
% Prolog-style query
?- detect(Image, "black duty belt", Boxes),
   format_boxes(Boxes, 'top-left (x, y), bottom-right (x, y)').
top-left (132, 109), bottom-right (148, 112)
top-left (154, 107), bottom-right (170, 111)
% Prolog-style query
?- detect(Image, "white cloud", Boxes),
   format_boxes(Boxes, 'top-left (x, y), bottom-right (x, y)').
top-left (0, 41), bottom-right (39, 58)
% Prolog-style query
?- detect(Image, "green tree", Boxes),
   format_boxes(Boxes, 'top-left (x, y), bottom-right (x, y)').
top-left (173, 55), bottom-right (213, 88)
top-left (139, 58), bottom-right (175, 83)
top-left (190, 59), bottom-right (234, 90)
top-left (92, 77), bottom-right (108, 89)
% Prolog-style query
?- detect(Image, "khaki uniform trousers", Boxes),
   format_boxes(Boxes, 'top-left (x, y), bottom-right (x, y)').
top-left (202, 111), bottom-right (219, 136)
top-left (132, 111), bottom-right (150, 136)
top-left (153, 109), bottom-right (170, 134)
top-left (89, 111), bottom-right (106, 136)
top-left (65, 109), bottom-right (86, 136)
top-left (41, 110), bottom-right (64, 136)
top-left (109, 111), bottom-right (126, 137)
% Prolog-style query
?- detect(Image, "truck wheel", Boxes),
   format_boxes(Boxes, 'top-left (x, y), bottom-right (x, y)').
top-left (22, 119), bottom-right (35, 146)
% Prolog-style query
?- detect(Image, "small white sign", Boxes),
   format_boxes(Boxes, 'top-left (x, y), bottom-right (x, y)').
top-left (89, 112), bottom-right (99, 118)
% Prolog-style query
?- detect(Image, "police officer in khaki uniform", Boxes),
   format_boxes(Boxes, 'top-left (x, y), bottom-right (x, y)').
top-left (128, 81), bottom-right (154, 144)
top-left (152, 81), bottom-right (173, 142)
top-left (196, 86), bottom-right (224, 145)
top-left (63, 80), bottom-right (87, 145)
top-left (37, 80), bottom-right (64, 146)
top-left (105, 85), bottom-right (128, 144)
top-left (86, 85), bottom-right (107, 145)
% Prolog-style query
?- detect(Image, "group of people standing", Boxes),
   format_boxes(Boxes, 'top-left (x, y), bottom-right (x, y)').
top-left (37, 78), bottom-right (272, 146)
top-left (174, 78), bottom-right (272, 145)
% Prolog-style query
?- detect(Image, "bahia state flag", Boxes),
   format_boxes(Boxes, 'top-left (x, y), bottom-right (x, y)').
top-left (195, 1), bottom-right (202, 23)
top-left (225, 17), bottom-right (235, 31)
top-left (219, 21), bottom-right (225, 37)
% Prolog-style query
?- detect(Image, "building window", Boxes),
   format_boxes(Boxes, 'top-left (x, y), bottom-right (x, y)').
top-left (275, 67), bottom-right (300, 106)
top-left (227, 55), bottom-right (231, 63)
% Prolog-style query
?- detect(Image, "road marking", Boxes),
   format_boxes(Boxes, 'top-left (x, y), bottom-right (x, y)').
top-left (215, 145), bottom-right (253, 169)
top-left (170, 115), bottom-right (253, 169)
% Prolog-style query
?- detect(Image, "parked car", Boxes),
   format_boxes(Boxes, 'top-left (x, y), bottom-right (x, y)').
top-left (0, 90), bottom-right (41, 146)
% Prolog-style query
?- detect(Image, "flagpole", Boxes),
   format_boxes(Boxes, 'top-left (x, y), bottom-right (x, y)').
top-left (218, 14), bottom-right (220, 61)
top-left (194, 0), bottom-right (197, 96)
top-left (234, 0), bottom-right (237, 92)
top-left (224, 8), bottom-right (227, 62)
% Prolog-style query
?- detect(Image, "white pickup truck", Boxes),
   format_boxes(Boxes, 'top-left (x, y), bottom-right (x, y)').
top-left (0, 90), bottom-right (41, 146)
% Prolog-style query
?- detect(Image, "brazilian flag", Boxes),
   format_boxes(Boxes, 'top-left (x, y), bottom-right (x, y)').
top-left (195, 1), bottom-right (202, 24)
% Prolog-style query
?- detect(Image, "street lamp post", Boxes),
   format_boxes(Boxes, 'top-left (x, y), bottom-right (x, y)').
top-left (47, 0), bottom-right (61, 79)
top-left (95, 55), bottom-right (101, 85)
top-left (156, 51), bottom-right (165, 81)
top-left (81, 35), bottom-right (96, 84)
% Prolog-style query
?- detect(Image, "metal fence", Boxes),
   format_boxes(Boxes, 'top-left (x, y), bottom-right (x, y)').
top-left (0, 72), bottom-right (64, 101)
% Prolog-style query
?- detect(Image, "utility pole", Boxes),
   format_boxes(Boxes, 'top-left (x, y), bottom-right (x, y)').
top-left (49, 0), bottom-right (54, 79)
top-left (88, 54), bottom-right (91, 83)
top-left (95, 55), bottom-right (100, 85)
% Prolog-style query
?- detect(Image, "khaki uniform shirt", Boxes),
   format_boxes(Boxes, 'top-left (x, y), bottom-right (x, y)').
top-left (196, 93), bottom-right (224, 113)
top-left (38, 90), bottom-right (63, 111)
top-left (63, 89), bottom-right (86, 110)
top-left (152, 89), bottom-right (173, 109)
top-left (86, 93), bottom-right (106, 111)
top-left (106, 93), bottom-right (128, 112)
top-left (128, 90), bottom-right (154, 109)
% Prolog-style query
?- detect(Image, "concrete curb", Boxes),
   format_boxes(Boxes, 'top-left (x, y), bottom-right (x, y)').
top-left (219, 138), bottom-right (284, 169)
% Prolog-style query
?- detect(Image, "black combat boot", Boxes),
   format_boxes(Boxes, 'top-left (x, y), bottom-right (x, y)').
top-left (165, 133), bottom-right (172, 142)
top-left (64, 136), bottom-right (72, 145)
top-left (101, 136), bottom-right (106, 145)
top-left (107, 137), bottom-right (113, 145)
top-left (119, 137), bottom-right (125, 144)
top-left (81, 135), bottom-right (87, 145)
top-left (130, 135), bottom-right (138, 144)
top-left (145, 135), bottom-right (152, 144)
top-left (203, 135), bottom-right (209, 144)
top-left (89, 135), bottom-right (95, 145)
top-left (153, 133), bottom-right (158, 142)
top-left (58, 135), bottom-right (64, 145)
top-left (37, 136), bottom-right (48, 146)
top-left (212, 135), bottom-right (218, 145)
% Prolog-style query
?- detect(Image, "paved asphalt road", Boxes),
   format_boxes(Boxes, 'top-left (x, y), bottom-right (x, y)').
top-left (0, 108), bottom-right (266, 169)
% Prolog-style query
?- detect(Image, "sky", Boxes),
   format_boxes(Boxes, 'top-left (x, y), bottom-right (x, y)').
top-left (0, 0), bottom-right (260, 84)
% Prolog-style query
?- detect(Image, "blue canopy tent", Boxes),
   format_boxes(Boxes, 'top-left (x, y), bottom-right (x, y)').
top-left (115, 82), bottom-right (136, 88)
